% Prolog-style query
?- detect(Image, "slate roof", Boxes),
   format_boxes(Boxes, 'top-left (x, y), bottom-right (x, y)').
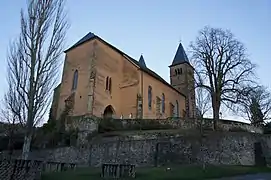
top-left (64, 32), bottom-right (186, 98)
top-left (64, 32), bottom-right (95, 52)
top-left (139, 55), bottom-right (147, 67)
top-left (170, 43), bottom-right (190, 67)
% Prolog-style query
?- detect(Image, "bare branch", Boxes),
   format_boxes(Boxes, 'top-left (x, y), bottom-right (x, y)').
top-left (194, 70), bottom-right (211, 117)
top-left (6, 0), bottom-right (69, 159)
top-left (235, 85), bottom-right (271, 123)
top-left (195, 87), bottom-right (211, 117)
top-left (190, 26), bottom-right (256, 129)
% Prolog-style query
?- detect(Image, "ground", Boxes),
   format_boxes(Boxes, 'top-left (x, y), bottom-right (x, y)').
top-left (214, 173), bottom-right (271, 180)
top-left (41, 165), bottom-right (271, 180)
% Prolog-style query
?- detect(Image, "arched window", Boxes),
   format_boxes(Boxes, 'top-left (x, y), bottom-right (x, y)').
top-left (177, 69), bottom-right (180, 74)
top-left (148, 86), bottom-right (152, 110)
top-left (109, 77), bottom-right (112, 92)
top-left (175, 69), bottom-right (178, 75)
top-left (161, 93), bottom-right (165, 113)
top-left (105, 76), bottom-right (109, 90)
top-left (72, 70), bottom-right (78, 90)
top-left (180, 68), bottom-right (183, 74)
top-left (176, 100), bottom-right (179, 117)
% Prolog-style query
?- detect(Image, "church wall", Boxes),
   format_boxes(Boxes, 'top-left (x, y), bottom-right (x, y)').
top-left (55, 38), bottom-right (188, 120)
top-left (51, 84), bottom-right (61, 119)
top-left (93, 40), bottom-right (140, 118)
top-left (56, 40), bottom-right (97, 119)
top-left (142, 71), bottom-right (186, 119)
top-left (118, 58), bottom-right (141, 118)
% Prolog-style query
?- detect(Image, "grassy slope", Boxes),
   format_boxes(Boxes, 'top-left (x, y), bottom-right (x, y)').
top-left (41, 165), bottom-right (271, 180)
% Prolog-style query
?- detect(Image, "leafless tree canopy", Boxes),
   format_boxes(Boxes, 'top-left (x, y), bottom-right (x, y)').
top-left (195, 87), bottom-right (211, 118)
top-left (190, 26), bottom-right (256, 129)
top-left (237, 86), bottom-right (271, 122)
top-left (1, 85), bottom-right (26, 125)
top-left (194, 71), bottom-right (211, 118)
top-left (6, 0), bottom-right (69, 159)
top-left (0, 93), bottom-right (23, 135)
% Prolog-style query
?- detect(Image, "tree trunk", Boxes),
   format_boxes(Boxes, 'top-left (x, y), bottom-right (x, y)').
top-left (21, 134), bottom-right (32, 160)
top-left (22, 114), bottom-right (34, 160)
top-left (7, 129), bottom-right (14, 159)
top-left (200, 116), bottom-right (203, 135)
top-left (212, 93), bottom-right (221, 131)
top-left (212, 102), bottom-right (220, 130)
top-left (213, 109), bottom-right (219, 130)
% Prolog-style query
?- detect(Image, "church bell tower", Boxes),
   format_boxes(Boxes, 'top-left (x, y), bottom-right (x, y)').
top-left (169, 43), bottom-right (195, 118)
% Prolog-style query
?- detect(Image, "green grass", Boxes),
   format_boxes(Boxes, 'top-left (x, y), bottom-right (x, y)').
top-left (41, 165), bottom-right (271, 180)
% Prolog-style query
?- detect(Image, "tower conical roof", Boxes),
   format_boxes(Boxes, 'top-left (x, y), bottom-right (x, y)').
top-left (171, 43), bottom-right (189, 66)
top-left (139, 54), bottom-right (147, 67)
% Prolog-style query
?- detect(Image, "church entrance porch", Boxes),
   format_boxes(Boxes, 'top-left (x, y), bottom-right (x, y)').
top-left (103, 105), bottom-right (115, 118)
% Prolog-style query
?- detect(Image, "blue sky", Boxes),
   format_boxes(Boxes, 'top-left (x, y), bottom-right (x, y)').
top-left (0, 0), bottom-right (270, 121)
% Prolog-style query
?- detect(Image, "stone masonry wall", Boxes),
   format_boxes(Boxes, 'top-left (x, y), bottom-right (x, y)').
top-left (67, 116), bottom-right (263, 134)
top-left (89, 132), bottom-right (261, 167)
top-left (202, 118), bottom-right (263, 134)
top-left (23, 132), bottom-right (271, 168)
top-left (5, 116), bottom-right (263, 168)
top-left (65, 116), bottom-right (263, 146)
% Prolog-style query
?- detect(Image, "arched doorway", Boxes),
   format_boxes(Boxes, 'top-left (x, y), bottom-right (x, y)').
top-left (103, 105), bottom-right (115, 118)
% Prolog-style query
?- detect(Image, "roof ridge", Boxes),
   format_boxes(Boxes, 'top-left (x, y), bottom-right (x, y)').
top-left (64, 32), bottom-right (96, 52)
top-left (64, 32), bottom-right (186, 97)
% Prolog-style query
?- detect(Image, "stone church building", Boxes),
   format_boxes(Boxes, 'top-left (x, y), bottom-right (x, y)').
top-left (51, 32), bottom-right (195, 119)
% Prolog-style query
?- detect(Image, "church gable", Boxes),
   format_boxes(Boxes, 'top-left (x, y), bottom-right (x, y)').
top-left (65, 32), bottom-right (96, 53)
top-left (64, 31), bottom-right (186, 98)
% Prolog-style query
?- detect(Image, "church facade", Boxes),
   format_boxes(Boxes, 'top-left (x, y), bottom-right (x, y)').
top-left (51, 32), bottom-right (195, 119)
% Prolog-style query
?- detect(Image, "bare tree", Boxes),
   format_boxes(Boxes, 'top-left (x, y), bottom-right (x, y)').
top-left (3, 75), bottom-right (26, 125)
top-left (0, 88), bottom-right (25, 157)
top-left (6, 0), bottom-right (69, 159)
top-left (190, 26), bottom-right (256, 130)
top-left (0, 110), bottom-right (17, 158)
top-left (237, 85), bottom-right (271, 123)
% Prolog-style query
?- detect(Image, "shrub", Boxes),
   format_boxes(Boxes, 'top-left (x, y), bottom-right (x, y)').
top-left (133, 119), bottom-right (173, 130)
top-left (0, 133), bottom-right (24, 151)
top-left (98, 118), bottom-right (123, 133)
top-left (229, 127), bottom-right (247, 132)
top-left (264, 122), bottom-right (271, 134)
top-left (86, 130), bottom-right (98, 142)
top-left (97, 118), bottom-right (173, 133)
top-left (63, 128), bottom-right (79, 146)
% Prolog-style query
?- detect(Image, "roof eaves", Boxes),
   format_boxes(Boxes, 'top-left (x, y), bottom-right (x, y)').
top-left (95, 37), bottom-right (186, 98)
top-left (122, 54), bottom-right (140, 68)
top-left (168, 61), bottom-right (195, 70)
top-left (64, 34), bottom-right (97, 53)
top-left (140, 67), bottom-right (186, 98)
top-left (63, 32), bottom-right (186, 98)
